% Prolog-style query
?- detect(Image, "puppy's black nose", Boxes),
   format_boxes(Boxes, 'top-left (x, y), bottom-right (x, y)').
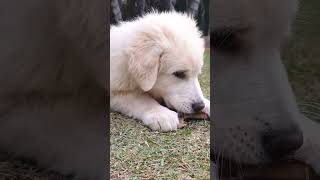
top-left (262, 128), bottom-right (303, 160)
top-left (192, 101), bottom-right (205, 112)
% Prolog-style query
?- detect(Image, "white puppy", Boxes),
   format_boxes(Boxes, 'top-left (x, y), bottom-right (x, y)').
top-left (110, 11), bottom-right (210, 132)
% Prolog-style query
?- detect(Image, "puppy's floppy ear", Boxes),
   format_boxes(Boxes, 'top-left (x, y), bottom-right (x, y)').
top-left (126, 28), bottom-right (164, 92)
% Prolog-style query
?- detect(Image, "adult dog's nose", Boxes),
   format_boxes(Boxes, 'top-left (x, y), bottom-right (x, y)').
top-left (192, 101), bottom-right (205, 112)
top-left (262, 128), bottom-right (303, 160)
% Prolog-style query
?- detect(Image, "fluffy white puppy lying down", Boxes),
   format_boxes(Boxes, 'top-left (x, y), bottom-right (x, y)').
top-left (110, 11), bottom-right (210, 131)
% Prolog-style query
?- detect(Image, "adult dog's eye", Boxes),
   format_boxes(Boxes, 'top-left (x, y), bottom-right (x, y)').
top-left (211, 27), bottom-right (248, 53)
top-left (211, 29), bottom-right (239, 52)
top-left (173, 71), bottom-right (186, 79)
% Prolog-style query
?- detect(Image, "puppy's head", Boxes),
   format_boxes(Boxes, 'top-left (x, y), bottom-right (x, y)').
top-left (126, 12), bottom-right (206, 113)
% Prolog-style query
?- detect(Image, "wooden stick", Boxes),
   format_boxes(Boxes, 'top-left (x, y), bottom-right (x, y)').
top-left (177, 112), bottom-right (209, 129)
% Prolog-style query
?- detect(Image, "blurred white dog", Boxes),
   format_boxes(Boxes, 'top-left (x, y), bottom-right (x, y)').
top-left (110, 12), bottom-right (210, 131)
top-left (0, 1), bottom-right (107, 179)
top-left (212, 0), bottom-right (320, 177)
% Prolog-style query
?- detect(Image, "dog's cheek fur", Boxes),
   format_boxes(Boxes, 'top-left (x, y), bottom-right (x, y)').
top-left (150, 77), bottom-right (203, 113)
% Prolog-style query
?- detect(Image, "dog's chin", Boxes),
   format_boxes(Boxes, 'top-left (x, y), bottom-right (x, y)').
top-left (163, 103), bottom-right (192, 114)
top-left (163, 102), bottom-right (177, 112)
top-left (157, 97), bottom-right (176, 111)
top-left (212, 152), bottom-right (296, 170)
top-left (213, 155), bottom-right (301, 178)
top-left (157, 97), bottom-right (193, 114)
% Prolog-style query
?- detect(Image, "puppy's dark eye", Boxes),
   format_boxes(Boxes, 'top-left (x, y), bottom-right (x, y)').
top-left (173, 71), bottom-right (186, 79)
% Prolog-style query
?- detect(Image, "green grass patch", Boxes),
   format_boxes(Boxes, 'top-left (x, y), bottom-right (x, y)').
top-left (283, 0), bottom-right (320, 121)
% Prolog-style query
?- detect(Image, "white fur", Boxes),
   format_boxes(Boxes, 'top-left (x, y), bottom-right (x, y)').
top-left (0, 1), bottom-right (107, 179)
top-left (213, 0), bottom-right (320, 176)
top-left (110, 11), bottom-right (210, 132)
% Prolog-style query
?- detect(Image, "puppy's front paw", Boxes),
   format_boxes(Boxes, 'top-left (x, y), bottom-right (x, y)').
top-left (143, 107), bottom-right (179, 132)
top-left (202, 98), bottom-right (210, 117)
